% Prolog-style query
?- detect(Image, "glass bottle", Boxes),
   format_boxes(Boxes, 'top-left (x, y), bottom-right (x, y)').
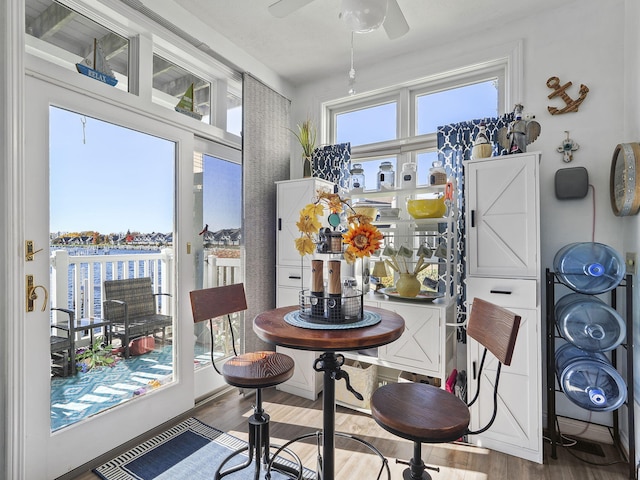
top-left (429, 161), bottom-right (447, 185)
top-left (400, 162), bottom-right (417, 189)
top-left (377, 161), bottom-right (395, 191)
top-left (349, 163), bottom-right (365, 193)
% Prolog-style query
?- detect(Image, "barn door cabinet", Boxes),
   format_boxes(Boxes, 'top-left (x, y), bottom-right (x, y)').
top-left (464, 152), bottom-right (543, 464)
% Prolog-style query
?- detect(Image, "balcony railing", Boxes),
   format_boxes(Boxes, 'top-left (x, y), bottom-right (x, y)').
top-left (50, 249), bottom-right (242, 320)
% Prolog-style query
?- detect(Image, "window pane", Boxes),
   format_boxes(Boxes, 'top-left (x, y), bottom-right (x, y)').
top-left (416, 151), bottom-right (439, 186)
top-left (354, 157), bottom-right (397, 193)
top-left (153, 55), bottom-right (211, 124)
top-left (193, 154), bottom-right (243, 370)
top-left (26, 1), bottom-right (129, 91)
top-left (416, 80), bottom-right (498, 134)
top-left (336, 102), bottom-right (397, 146)
top-left (49, 107), bottom-right (175, 431)
top-left (227, 93), bottom-right (242, 137)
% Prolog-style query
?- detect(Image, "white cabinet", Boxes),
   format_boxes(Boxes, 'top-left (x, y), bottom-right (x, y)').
top-left (359, 296), bottom-right (457, 381)
top-left (275, 178), bottom-right (332, 400)
top-left (466, 153), bottom-right (538, 278)
top-left (464, 152), bottom-right (542, 464)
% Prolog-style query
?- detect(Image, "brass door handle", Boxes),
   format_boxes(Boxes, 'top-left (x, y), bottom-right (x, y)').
top-left (26, 275), bottom-right (48, 312)
top-left (25, 240), bottom-right (44, 262)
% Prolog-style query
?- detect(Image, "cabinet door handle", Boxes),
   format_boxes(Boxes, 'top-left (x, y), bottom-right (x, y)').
top-left (278, 218), bottom-right (282, 231)
top-left (288, 275), bottom-right (301, 280)
top-left (489, 289), bottom-right (512, 295)
top-left (471, 210), bottom-right (475, 227)
top-left (472, 361), bottom-right (477, 380)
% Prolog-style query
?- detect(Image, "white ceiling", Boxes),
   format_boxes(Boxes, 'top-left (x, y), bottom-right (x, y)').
top-left (171, 0), bottom-right (576, 86)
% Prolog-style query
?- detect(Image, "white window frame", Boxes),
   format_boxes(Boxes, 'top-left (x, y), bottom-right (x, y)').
top-left (324, 57), bottom-right (513, 170)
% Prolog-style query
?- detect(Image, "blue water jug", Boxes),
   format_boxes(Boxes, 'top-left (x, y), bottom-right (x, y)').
top-left (555, 293), bottom-right (625, 352)
top-left (555, 343), bottom-right (626, 412)
top-left (553, 242), bottom-right (625, 294)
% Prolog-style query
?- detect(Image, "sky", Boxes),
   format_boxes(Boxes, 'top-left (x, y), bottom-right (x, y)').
top-left (50, 106), bottom-right (241, 234)
top-left (49, 80), bottom-right (494, 234)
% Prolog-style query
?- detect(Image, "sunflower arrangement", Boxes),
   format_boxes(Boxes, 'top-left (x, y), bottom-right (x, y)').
top-left (295, 189), bottom-right (383, 263)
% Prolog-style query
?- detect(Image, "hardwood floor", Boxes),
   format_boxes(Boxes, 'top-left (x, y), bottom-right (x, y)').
top-left (68, 387), bottom-right (633, 480)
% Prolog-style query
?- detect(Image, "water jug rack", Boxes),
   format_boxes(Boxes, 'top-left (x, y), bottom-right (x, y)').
top-left (545, 269), bottom-right (635, 479)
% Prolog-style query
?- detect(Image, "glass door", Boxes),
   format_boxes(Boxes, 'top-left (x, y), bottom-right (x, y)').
top-left (192, 139), bottom-right (243, 399)
top-left (24, 75), bottom-right (194, 479)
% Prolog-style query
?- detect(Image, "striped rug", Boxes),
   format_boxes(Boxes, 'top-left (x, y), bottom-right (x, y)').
top-left (93, 417), bottom-right (315, 479)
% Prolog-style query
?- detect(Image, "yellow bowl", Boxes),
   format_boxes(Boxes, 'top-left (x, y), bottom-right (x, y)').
top-left (406, 198), bottom-right (446, 219)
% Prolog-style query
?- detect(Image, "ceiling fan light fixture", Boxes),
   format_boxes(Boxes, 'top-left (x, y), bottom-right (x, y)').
top-left (340, 0), bottom-right (388, 33)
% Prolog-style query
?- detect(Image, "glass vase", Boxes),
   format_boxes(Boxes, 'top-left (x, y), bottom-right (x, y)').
top-left (303, 156), bottom-right (312, 178)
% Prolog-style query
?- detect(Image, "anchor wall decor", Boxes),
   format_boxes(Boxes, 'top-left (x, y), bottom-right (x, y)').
top-left (546, 76), bottom-right (589, 115)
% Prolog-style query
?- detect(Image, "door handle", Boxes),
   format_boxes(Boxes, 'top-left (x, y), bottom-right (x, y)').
top-left (25, 240), bottom-right (44, 262)
top-left (26, 275), bottom-right (48, 312)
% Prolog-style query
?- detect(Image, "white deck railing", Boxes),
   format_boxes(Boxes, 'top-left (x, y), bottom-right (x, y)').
top-left (50, 249), bottom-right (242, 319)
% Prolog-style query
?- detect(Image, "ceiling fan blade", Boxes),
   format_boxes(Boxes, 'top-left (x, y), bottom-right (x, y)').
top-left (383, 0), bottom-right (409, 39)
top-left (268, 0), bottom-right (316, 18)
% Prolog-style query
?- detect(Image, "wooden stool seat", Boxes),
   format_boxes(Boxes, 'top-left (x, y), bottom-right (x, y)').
top-left (371, 383), bottom-right (469, 443)
top-left (222, 351), bottom-right (295, 389)
top-left (369, 298), bottom-right (521, 480)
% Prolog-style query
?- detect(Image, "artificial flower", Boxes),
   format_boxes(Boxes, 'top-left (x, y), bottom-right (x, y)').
top-left (342, 222), bottom-right (383, 260)
top-left (296, 210), bottom-right (322, 235)
top-left (295, 236), bottom-right (316, 256)
top-left (343, 247), bottom-right (357, 264)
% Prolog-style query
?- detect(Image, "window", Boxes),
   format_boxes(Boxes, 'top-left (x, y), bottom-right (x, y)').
top-left (335, 101), bottom-right (397, 146)
top-left (25, 0), bottom-right (243, 137)
top-left (192, 142), bottom-right (243, 370)
top-left (49, 106), bottom-right (176, 431)
top-left (153, 54), bottom-right (211, 124)
top-left (415, 80), bottom-right (498, 135)
top-left (26, 1), bottom-right (129, 92)
top-left (327, 64), bottom-right (505, 187)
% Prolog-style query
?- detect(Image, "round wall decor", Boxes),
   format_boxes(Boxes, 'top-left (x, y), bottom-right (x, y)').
top-left (610, 142), bottom-right (640, 216)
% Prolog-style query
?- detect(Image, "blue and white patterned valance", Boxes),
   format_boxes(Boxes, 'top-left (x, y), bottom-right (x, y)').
top-left (437, 114), bottom-right (513, 340)
top-left (312, 142), bottom-right (351, 190)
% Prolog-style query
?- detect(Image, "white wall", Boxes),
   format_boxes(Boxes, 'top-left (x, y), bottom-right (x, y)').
top-left (623, 0), bottom-right (640, 466)
top-left (292, 0), bottom-right (638, 455)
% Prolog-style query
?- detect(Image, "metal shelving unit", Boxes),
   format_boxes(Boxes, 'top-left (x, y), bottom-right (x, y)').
top-left (350, 184), bottom-right (458, 301)
top-left (545, 269), bottom-right (635, 479)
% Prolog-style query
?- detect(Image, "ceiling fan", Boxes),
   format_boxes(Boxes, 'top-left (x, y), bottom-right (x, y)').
top-left (268, 0), bottom-right (410, 39)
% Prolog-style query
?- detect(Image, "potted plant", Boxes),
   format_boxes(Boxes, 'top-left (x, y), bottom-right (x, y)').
top-left (75, 336), bottom-right (118, 372)
top-left (291, 118), bottom-right (317, 177)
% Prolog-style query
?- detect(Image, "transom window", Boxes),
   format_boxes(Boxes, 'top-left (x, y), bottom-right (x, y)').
top-left (25, 0), bottom-right (242, 137)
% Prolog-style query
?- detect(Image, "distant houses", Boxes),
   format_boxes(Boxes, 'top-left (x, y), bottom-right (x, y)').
top-left (202, 228), bottom-right (241, 247)
top-left (51, 228), bottom-right (240, 247)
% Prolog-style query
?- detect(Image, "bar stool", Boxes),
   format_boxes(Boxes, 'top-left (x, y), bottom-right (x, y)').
top-left (371, 298), bottom-right (521, 480)
top-left (190, 283), bottom-right (302, 480)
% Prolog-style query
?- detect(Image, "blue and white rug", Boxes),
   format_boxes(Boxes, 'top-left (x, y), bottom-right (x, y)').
top-left (51, 345), bottom-right (175, 431)
top-left (93, 417), bottom-right (315, 480)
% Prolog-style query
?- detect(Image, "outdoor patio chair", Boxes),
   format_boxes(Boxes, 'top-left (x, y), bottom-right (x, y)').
top-left (190, 283), bottom-right (302, 480)
top-left (103, 277), bottom-right (172, 358)
top-left (370, 298), bottom-right (521, 480)
top-left (50, 307), bottom-right (76, 376)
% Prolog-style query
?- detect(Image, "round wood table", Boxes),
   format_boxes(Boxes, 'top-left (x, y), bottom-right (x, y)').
top-left (254, 305), bottom-right (404, 480)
